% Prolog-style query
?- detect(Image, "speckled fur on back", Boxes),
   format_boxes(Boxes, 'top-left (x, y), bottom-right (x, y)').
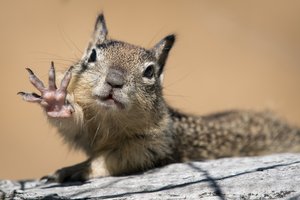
top-left (171, 109), bottom-right (300, 161)
top-left (30, 14), bottom-right (300, 182)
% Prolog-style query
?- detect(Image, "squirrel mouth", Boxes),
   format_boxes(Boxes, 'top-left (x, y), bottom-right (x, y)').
top-left (96, 93), bottom-right (125, 110)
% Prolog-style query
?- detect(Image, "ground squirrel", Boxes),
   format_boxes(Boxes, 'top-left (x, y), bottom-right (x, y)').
top-left (18, 14), bottom-right (300, 183)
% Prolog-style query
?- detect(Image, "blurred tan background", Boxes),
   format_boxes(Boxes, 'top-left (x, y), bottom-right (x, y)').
top-left (0, 0), bottom-right (300, 180)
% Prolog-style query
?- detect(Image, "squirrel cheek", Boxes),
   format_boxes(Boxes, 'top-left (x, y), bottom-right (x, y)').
top-left (92, 86), bottom-right (102, 97)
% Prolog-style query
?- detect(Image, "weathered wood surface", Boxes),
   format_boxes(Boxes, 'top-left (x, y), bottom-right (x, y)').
top-left (1, 153), bottom-right (300, 200)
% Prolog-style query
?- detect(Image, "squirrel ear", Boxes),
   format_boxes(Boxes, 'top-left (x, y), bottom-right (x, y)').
top-left (83, 13), bottom-right (108, 61)
top-left (92, 13), bottom-right (108, 45)
top-left (152, 34), bottom-right (175, 75)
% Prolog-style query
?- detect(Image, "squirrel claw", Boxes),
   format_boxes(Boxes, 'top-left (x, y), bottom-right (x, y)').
top-left (17, 92), bottom-right (42, 102)
top-left (40, 175), bottom-right (57, 184)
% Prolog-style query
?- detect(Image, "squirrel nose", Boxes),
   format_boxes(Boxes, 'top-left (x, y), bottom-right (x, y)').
top-left (105, 68), bottom-right (125, 88)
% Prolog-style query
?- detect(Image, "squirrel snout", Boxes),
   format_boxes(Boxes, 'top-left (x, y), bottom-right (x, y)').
top-left (105, 68), bottom-right (125, 88)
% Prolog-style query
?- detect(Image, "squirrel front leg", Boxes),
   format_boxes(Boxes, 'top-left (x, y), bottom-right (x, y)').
top-left (43, 156), bottom-right (110, 183)
top-left (18, 62), bottom-right (95, 182)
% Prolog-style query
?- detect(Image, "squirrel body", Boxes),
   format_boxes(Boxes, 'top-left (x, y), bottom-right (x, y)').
top-left (19, 14), bottom-right (300, 182)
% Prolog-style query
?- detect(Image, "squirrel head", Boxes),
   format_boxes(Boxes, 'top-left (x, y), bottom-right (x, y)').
top-left (72, 13), bottom-right (175, 117)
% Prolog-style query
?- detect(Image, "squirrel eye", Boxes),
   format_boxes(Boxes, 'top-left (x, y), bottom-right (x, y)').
top-left (143, 65), bottom-right (155, 79)
top-left (88, 49), bottom-right (97, 63)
